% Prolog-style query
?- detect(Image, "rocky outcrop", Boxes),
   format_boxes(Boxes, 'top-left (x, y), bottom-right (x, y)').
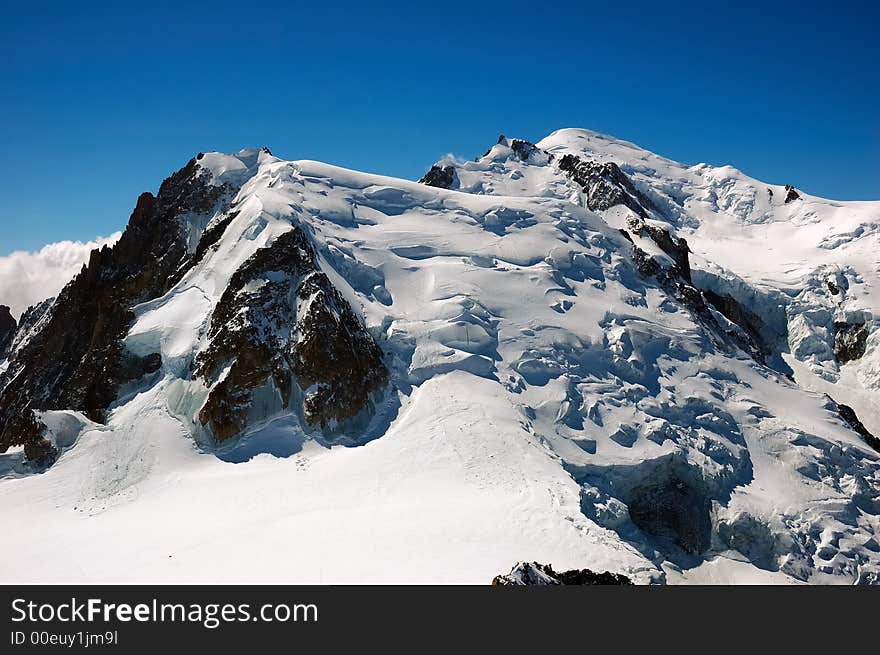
top-left (2, 298), bottom-right (54, 368)
top-left (626, 225), bottom-right (791, 376)
top-left (834, 321), bottom-right (869, 364)
top-left (626, 217), bottom-right (692, 283)
top-left (419, 165), bottom-right (456, 189)
top-left (784, 185), bottom-right (800, 203)
top-left (193, 210), bottom-right (240, 264)
top-left (836, 402), bottom-right (880, 453)
top-left (559, 154), bottom-right (797, 380)
top-left (632, 245), bottom-right (663, 279)
top-left (195, 227), bottom-right (388, 441)
top-left (1, 151), bottom-right (385, 462)
top-left (0, 157), bottom-right (234, 465)
top-left (492, 561), bottom-right (633, 586)
top-left (0, 305), bottom-right (15, 357)
top-left (509, 137), bottom-right (540, 162)
top-left (556, 154), bottom-right (690, 285)
top-left (15, 411), bottom-right (55, 468)
top-left (558, 154), bottom-right (657, 219)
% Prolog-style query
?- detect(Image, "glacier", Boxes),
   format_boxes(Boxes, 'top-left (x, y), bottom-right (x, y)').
top-left (0, 129), bottom-right (878, 584)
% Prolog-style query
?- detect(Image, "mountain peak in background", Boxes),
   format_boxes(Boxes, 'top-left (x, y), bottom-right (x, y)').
top-left (0, 129), bottom-right (878, 584)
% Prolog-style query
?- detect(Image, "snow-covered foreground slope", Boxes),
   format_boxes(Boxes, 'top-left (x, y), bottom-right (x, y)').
top-left (0, 372), bottom-right (656, 583)
top-left (1, 131), bottom-right (878, 584)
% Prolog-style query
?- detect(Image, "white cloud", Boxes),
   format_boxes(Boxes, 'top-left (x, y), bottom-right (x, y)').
top-left (0, 233), bottom-right (123, 320)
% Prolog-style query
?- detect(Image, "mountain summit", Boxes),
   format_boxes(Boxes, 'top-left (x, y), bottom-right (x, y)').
top-left (1, 129), bottom-right (878, 584)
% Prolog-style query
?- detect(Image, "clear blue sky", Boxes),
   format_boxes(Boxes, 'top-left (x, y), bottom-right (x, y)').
top-left (1, 0), bottom-right (877, 254)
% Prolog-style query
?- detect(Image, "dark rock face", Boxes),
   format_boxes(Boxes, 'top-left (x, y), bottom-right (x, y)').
top-left (16, 411), bottom-right (55, 468)
top-left (556, 153), bottom-right (690, 284)
top-left (292, 273), bottom-right (388, 429)
top-left (0, 158), bottom-right (233, 464)
top-left (193, 210), bottom-right (240, 264)
top-left (0, 305), bottom-right (15, 356)
top-left (509, 138), bottom-right (539, 161)
top-left (784, 185), bottom-right (800, 203)
top-left (632, 245), bottom-right (662, 278)
top-left (1, 298), bottom-right (54, 372)
top-left (195, 227), bottom-right (388, 442)
top-left (489, 135), bottom-right (545, 162)
top-left (626, 217), bottom-right (692, 283)
top-left (558, 154), bottom-right (657, 219)
top-left (834, 321), bottom-right (869, 364)
top-left (419, 165), bottom-right (456, 189)
top-left (674, 283), bottom-right (709, 313)
top-left (836, 402), bottom-right (880, 453)
top-left (492, 561), bottom-right (633, 586)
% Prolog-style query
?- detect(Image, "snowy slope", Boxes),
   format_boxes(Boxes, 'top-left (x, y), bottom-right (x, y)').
top-left (1, 130), bottom-right (878, 584)
top-left (539, 130), bottom-right (880, 410)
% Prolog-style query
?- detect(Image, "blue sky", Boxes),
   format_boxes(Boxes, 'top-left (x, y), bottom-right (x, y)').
top-left (1, 0), bottom-right (877, 254)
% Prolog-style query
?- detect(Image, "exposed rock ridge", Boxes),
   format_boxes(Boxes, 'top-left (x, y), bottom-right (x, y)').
top-left (0, 305), bottom-right (15, 357)
top-left (625, 216), bottom-right (692, 283)
top-left (506, 136), bottom-right (541, 162)
top-left (0, 157), bottom-right (237, 465)
top-left (419, 136), bottom-right (792, 376)
top-left (834, 321), bottom-right (869, 364)
top-left (557, 153), bottom-right (658, 219)
top-left (555, 151), bottom-right (693, 286)
top-left (419, 165), bottom-right (456, 189)
top-left (834, 400), bottom-right (880, 453)
top-left (492, 561), bottom-right (633, 585)
top-left (3, 298), bottom-right (54, 370)
top-left (195, 226), bottom-right (388, 442)
top-left (563, 160), bottom-right (785, 373)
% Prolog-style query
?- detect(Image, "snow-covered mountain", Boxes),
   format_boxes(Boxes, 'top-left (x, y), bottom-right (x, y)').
top-left (1, 129), bottom-right (878, 584)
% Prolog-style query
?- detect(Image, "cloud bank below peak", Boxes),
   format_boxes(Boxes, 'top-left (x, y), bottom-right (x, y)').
top-left (0, 233), bottom-right (122, 320)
